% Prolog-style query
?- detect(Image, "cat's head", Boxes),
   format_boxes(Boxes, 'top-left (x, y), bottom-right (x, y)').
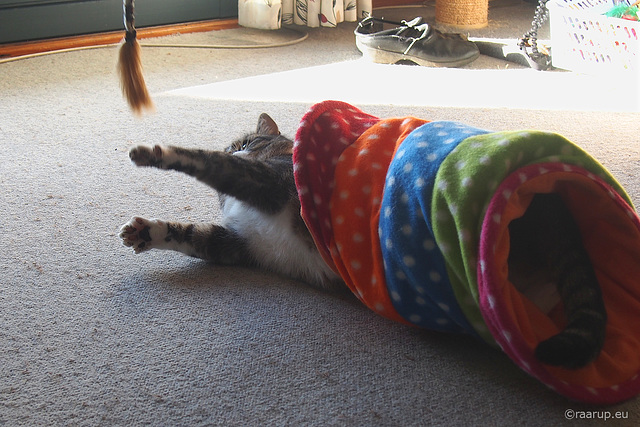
top-left (226, 114), bottom-right (293, 158)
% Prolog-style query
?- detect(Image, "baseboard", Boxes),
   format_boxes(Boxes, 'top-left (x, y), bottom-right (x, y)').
top-left (0, 18), bottom-right (238, 59)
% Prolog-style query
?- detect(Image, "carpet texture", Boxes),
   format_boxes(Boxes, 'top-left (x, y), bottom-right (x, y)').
top-left (1, 1), bottom-right (639, 425)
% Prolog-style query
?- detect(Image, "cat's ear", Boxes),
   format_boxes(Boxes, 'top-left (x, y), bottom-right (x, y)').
top-left (257, 113), bottom-right (280, 136)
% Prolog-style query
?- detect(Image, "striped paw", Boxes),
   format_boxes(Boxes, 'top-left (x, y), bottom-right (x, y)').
top-left (119, 216), bottom-right (165, 253)
top-left (129, 145), bottom-right (164, 167)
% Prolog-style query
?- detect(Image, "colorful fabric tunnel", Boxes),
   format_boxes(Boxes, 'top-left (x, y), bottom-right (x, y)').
top-left (293, 100), bottom-right (640, 404)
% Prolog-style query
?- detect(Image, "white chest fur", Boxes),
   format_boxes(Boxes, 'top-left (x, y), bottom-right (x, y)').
top-left (222, 198), bottom-right (338, 288)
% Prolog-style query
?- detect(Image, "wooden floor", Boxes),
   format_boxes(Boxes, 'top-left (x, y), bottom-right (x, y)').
top-left (0, 19), bottom-right (238, 59)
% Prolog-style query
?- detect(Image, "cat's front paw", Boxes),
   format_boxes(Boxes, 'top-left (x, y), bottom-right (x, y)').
top-left (129, 145), bottom-right (164, 167)
top-left (119, 216), bottom-right (164, 253)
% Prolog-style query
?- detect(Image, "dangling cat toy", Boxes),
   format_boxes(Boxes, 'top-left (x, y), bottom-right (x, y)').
top-left (117, 0), bottom-right (154, 114)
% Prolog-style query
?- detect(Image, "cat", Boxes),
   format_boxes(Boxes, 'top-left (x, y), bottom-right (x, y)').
top-left (119, 113), bottom-right (342, 291)
top-left (120, 113), bottom-right (606, 370)
top-left (508, 193), bottom-right (607, 369)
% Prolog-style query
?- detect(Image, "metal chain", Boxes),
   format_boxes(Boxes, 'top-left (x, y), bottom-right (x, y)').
top-left (518, 0), bottom-right (552, 70)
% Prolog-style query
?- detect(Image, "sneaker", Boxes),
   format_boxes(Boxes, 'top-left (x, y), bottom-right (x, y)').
top-left (355, 16), bottom-right (480, 68)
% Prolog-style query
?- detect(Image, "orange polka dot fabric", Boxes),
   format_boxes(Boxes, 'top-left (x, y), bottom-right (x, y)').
top-left (328, 117), bottom-right (428, 324)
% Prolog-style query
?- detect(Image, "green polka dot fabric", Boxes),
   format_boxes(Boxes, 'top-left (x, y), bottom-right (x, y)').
top-left (431, 130), bottom-right (630, 344)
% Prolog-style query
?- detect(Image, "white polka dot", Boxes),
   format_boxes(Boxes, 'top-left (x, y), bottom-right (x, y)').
top-left (306, 153), bottom-right (316, 161)
top-left (444, 138), bottom-right (456, 144)
top-left (384, 207), bottom-right (392, 218)
top-left (416, 142), bottom-right (428, 148)
top-left (458, 229), bottom-right (470, 242)
top-left (502, 330), bottom-right (511, 342)
top-left (395, 270), bottom-right (407, 280)
top-left (402, 224), bottom-right (412, 235)
top-left (354, 208), bottom-right (365, 217)
top-left (436, 318), bottom-right (449, 325)
top-left (437, 180), bottom-right (448, 190)
top-left (372, 163), bottom-right (382, 170)
top-left (480, 156), bottom-right (491, 165)
top-left (362, 185), bottom-right (372, 194)
top-left (538, 166), bottom-right (549, 175)
top-left (391, 291), bottom-right (401, 301)
top-left (427, 153), bottom-right (437, 162)
top-left (374, 302), bottom-right (385, 312)
top-left (437, 131), bottom-right (448, 137)
top-left (479, 259), bottom-right (486, 273)
top-left (492, 214), bottom-right (501, 224)
top-left (437, 302), bottom-right (450, 312)
top-left (486, 293), bottom-right (495, 309)
top-left (429, 271), bottom-right (441, 282)
top-left (335, 216), bottom-right (344, 225)
top-left (416, 296), bottom-right (426, 305)
top-left (423, 239), bottom-right (435, 250)
top-left (449, 204), bottom-right (458, 215)
top-left (409, 314), bottom-right (422, 323)
top-left (396, 149), bottom-right (406, 158)
top-left (403, 255), bottom-right (416, 267)
top-left (313, 194), bottom-right (322, 204)
top-left (404, 163), bottom-right (413, 173)
top-left (367, 134), bottom-right (379, 140)
top-left (503, 190), bottom-right (512, 200)
top-left (415, 177), bottom-right (425, 188)
top-left (518, 173), bottom-right (527, 183)
top-left (400, 193), bottom-right (409, 204)
top-left (455, 160), bottom-right (466, 170)
top-left (587, 387), bottom-right (598, 395)
top-left (353, 233), bottom-right (364, 243)
top-left (348, 168), bottom-right (358, 176)
top-left (385, 239), bottom-right (393, 249)
top-left (387, 176), bottom-right (395, 187)
top-left (340, 190), bottom-right (349, 199)
top-left (350, 260), bottom-right (362, 270)
top-left (462, 177), bottom-right (473, 187)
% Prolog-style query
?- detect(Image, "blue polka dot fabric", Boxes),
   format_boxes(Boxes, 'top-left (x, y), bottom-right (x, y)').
top-left (379, 121), bottom-right (488, 332)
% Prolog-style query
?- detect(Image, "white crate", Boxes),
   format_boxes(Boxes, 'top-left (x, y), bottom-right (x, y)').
top-left (549, 0), bottom-right (639, 73)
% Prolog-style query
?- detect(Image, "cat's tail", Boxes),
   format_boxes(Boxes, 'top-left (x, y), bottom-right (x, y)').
top-left (534, 266), bottom-right (607, 370)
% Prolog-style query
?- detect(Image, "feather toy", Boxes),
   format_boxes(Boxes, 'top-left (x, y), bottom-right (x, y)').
top-left (117, 0), bottom-right (154, 115)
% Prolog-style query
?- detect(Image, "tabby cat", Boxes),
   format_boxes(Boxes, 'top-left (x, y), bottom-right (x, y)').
top-left (508, 193), bottom-right (607, 369)
top-left (120, 113), bottom-right (606, 369)
top-left (119, 113), bottom-right (341, 290)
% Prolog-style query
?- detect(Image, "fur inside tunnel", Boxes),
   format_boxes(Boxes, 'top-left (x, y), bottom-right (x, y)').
top-left (293, 100), bottom-right (640, 404)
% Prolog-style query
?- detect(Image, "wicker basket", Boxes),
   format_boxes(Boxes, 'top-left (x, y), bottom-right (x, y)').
top-left (549, 0), bottom-right (639, 73)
